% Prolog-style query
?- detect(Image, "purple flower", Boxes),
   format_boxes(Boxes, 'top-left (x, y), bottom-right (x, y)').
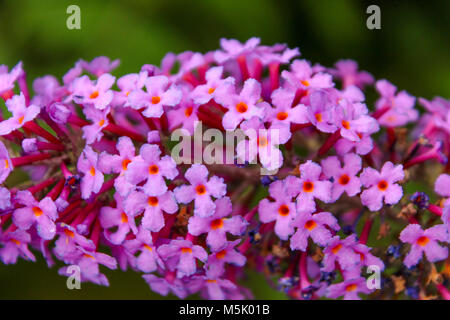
top-left (375, 79), bottom-right (418, 127)
top-left (190, 66), bottom-right (234, 105)
top-left (142, 273), bottom-right (188, 299)
top-left (205, 240), bottom-right (246, 277)
top-left (351, 243), bottom-right (385, 271)
top-left (189, 273), bottom-right (237, 300)
top-left (115, 71), bottom-right (147, 107)
top-left (293, 160), bottom-right (333, 213)
top-left (214, 78), bottom-right (267, 130)
top-left (335, 131), bottom-right (376, 156)
top-left (281, 59), bottom-right (333, 92)
top-left (435, 174), bottom-right (450, 206)
top-left (360, 161), bottom-right (404, 211)
top-left (77, 146), bottom-right (104, 199)
top-left (0, 187), bottom-right (12, 210)
top-left (157, 238), bottom-right (208, 278)
top-left (128, 75), bottom-right (182, 118)
top-left (330, 59), bottom-right (374, 89)
top-left (123, 189), bottom-right (178, 232)
top-left (123, 227), bottom-right (164, 273)
top-left (174, 164), bottom-right (226, 218)
top-left (441, 206), bottom-right (450, 242)
top-left (327, 276), bottom-right (372, 300)
top-left (334, 100), bottom-right (379, 141)
top-left (188, 197), bottom-right (247, 251)
top-left (321, 153), bottom-right (362, 201)
top-left (305, 90), bottom-right (338, 133)
top-left (71, 74), bottom-right (115, 110)
top-left (167, 85), bottom-right (200, 135)
top-left (100, 193), bottom-right (138, 245)
top-left (0, 141), bottom-right (12, 184)
top-left (322, 235), bottom-right (360, 272)
top-left (125, 143), bottom-right (177, 196)
top-left (53, 223), bottom-right (96, 263)
top-left (214, 37), bottom-right (261, 64)
top-left (290, 211), bottom-right (340, 251)
top-left (0, 230), bottom-right (35, 264)
top-left (99, 136), bottom-right (136, 197)
top-left (258, 178), bottom-right (298, 240)
top-left (80, 56), bottom-right (120, 77)
top-left (0, 61), bottom-right (22, 97)
top-left (12, 190), bottom-right (57, 240)
top-left (399, 223), bottom-right (448, 268)
top-left (0, 93), bottom-right (40, 135)
top-left (82, 106), bottom-right (109, 144)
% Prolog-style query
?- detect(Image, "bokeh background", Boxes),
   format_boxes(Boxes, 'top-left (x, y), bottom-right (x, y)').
top-left (0, 0), bottom-right (448, 299)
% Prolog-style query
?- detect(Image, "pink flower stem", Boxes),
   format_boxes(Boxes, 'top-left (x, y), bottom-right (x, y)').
top-left (244, 206), bottom-right (258, 222)
top-left (269, 62), bottom-right (280, 92)
top-left (68, 114), bottom-right (89, 127)
top-left (427, 204), bottom-right (443, 217)
top-left (317, 131), bottom-right (341, 156)
top-left (371, 106), bottom-right (390, 119)
top-left (23, 121), bottom-right (63, 145)
top-left (89, 218), bottom-right (102, 248)
top-left (27, 177), bottom-right (57, 194)
top-left (35, 141), bottom-right (65, 152)
top-left (46, 178), bottom-right (65, 201)
top-left (237, 55), bottom-right (250, 80)
top-left (11, 153), bottom-right (53, 167)
top-left (298, 251), bottom-right (311, 290)
top-left (436, 283), bottom-right (450, 300)
top-left (104, 123), bottom-right (146, 143)
top-left (17, 73), bottom-right (30, 106)
top-left (359, 216), bottom-right (373, 244)
top-left (403, 144), bottom-right (446, 169)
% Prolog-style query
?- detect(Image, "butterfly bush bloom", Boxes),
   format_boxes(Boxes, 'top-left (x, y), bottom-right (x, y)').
top-left (1, 38), bottom-right (449, 300)
top-left (174, 164), bottom-right (226, 218)
top-left (400, 224), bottom-right (448, 268)
top-left (360, 161), bottom-right (404, 211)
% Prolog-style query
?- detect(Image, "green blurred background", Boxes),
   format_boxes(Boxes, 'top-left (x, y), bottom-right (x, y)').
top-left (0, 0), bottom-right (449, 299)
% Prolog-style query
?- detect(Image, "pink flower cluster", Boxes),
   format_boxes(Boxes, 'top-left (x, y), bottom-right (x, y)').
top-left (0, 38), bottom-right (449, 300)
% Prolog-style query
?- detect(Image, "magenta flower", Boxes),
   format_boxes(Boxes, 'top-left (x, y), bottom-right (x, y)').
top-left (188, 197), bottom-right (247, 251)
top-left (115, 71), bottom-right (147, 107)
top-left (0, 141), bottom-right (13, 184)
top-left (330, 59), bottom-right (374, 89)
top-left (214, 37), bottom-right (261, 64)
top-left (123, 189), bottom-right (178, 232)
top-left (281, 59), bottom-right (333, 92)
top-left (258, 178), bottom-right (298, 240)
top-left (441, 206), bottom-right (450, 242)
top-left (375, 79), bottom-right (418, 127)
top-left (214, 78), bottom-right (267, 130)
top-left (98, 136), bottom-right (136, 197)
top-left (100, 193), bottom-right (138, 245)
top-left (0, 61), bottom-right (22, 98)
top-left (0, 93), bottom-right (40, 135)
top-left (12, 190), bottom-right (57, 240)
top-left (166, 85), bottom-right (200, 135)
top-left (80, 56), bottom-right (120, 77)
top-left (321, 153), bottom-right (362, 201)
top-left (190, 66), bottom-right (234, 105)
top-left (322, 235), bottom-right (360, 272)
top-left (0, 230), bottom-right (35, 264)
top-left (53, 223), bottom-right (96, 262)
top-left (174, 164), bottom-right (226, 218)
top-left (0, 187), bottom-right (12, 210)
top-left (77, 146), bottom-right (104, 199)
top-left (290, 211), bottom-right (340, 251)
top-left (128, 75), bottom-right (182, 118)
top-left (205, 240), bottom-right (246, 277)
top-left (335, 130), bottom-right (376, 156)
top-left (189, 273), bottom-right (237, 300)
top-left (125, 144), bottom-right (177, 196)
top-left (293, 160), bottom-right (333, 213)
top-left (305, 90), bottom-right (338, 133)
top-left (71, 74), bottom-right (115, 110)
top-left (157, 238), bottom-right (208, 278)
top-left (399, 223), bottom-right (448, 268)
top-left (82, 106), bottom-right (110, 144)
top-left (123, 227), bottom-right (164, 273)
top-left (142, 273), bottom-right (188, 299)
top-left (327, 276), bottom-right (372, 300)
top-left (351, 242), bottom-right (385, 271)
top-left (360, 161), bottom-right (404, 211)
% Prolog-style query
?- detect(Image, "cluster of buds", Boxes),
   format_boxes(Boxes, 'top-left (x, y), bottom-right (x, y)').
top-left (0, 38), bottom-right (449, 300)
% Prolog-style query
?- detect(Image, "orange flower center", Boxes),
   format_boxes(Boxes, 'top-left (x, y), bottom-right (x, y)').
top-left (32, 207), bottom-right (43, 217)
top-left (89, 166), bottom-right (96, 176)
top-left (303, 181), bottom-right (314, 193)
top-left (236, 102), bottom-right (248, 113)
top-left (341, 120), bottom-right (350, 129)
top-left (90, 91), bottom-right (99, 99)
top-left (207, 279), bottom-right (217, 283)
top-left (185, 106), bottom-right (193, 117)
top-left (345, 283), bottom-right (357, 292)
top-left (151, 96), bottom-right (161, 104)
top-left (10, 239), bottom-right (21, 246)
top-left (304, 220), bottom-right (317, 231)
top-left (181, 247), bottom-right (192, 254)
top-left (278, 204), bottom-right (290, 216)
top-left (121, 212), bottom-right (128, 223)
top-left (216, 250), bottom-right (226, 259)
top-left (5, 159), bottom-right (9, 169)
top-left (122, 159), bottom-right (131, 171)
top-left (300, 80), bottom-right (310, 87)
top-left (257, 136), bottom-right (268, 147)
top-left (338, 174), bottom-right (350, 185)
top-left (315, 113), bottom-right (322, 122)
top-left (149, 164), bottom-right (159, 175)
top-left (148, 196), bottom-right (159, 207)
top-left (211, 218), bottom-right (224, 230)
top-left (208, 87), bottom-right (215, 94)
top-left (331, 243), bottom-right (343, 254)
top-left (98, 119), bottom-right (105, 127)
top-left (417, 236), bottom-right (430, 247)
top-left (18, 116), bottom-right (25, 124)
top-left (276, 112), bottom-right (288, 121)
top-left (64, 229), bottom-right (75, 238)
top-left (143, 244), bottom-right (153, 251)
top-left (377, 180), bottom-right (388, 191)
top-left (195, 184), bottom-right (206, 195)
